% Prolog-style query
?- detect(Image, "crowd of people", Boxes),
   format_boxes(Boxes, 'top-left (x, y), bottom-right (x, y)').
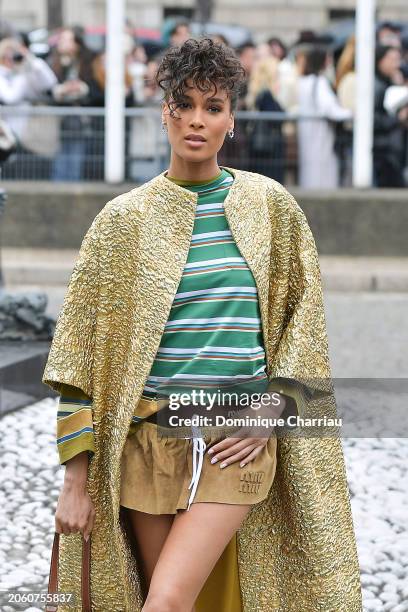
top-left (0, 18), bottom-right (407, 187)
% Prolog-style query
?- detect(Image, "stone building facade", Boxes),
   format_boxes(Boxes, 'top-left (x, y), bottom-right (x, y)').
top-left (0, 0), bottom-right (407, 44)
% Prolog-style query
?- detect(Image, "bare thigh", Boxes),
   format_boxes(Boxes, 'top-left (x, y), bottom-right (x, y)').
top-left (126, 508), bottom-right (175, 587)
top-left (143, 502), bottom-right (252, 612)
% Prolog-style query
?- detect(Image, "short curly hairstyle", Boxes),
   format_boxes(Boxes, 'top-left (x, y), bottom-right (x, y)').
top-left (155, 37), bottom-right (246, 117)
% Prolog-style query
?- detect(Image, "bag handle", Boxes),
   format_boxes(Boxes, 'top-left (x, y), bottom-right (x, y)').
top-left (46, 531), bottom-right (91, 612)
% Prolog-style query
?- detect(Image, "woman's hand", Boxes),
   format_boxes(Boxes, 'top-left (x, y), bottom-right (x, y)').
top-left (207, 392), bottom-right (285, 469)
top-left (207, 434), bottom-right (270, 469)
top-left (55, 452), bottom-right (95, 541)
top-left (55, 481), bottom-right (95, 541)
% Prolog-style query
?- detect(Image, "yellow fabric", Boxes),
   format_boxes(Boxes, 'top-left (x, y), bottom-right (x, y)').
top-left (57, 409), bottom-right (93, 440)
top-left (196, 534), bottom-right (242, 611)
top-left (58, 383), bottom-right (91, 399)
top-left (56, 384), bottom-right (94, 464)
top-left (58, 431), bottom-right (94, 465)
top-left (42, 167), bottom-right (362, 611)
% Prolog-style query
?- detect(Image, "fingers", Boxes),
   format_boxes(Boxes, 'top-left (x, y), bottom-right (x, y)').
top-left (55, 503), bottom-right (95, 541)
top-left (220, 444), bottom-right (259, 468)
top-left (207, 432), bottom-right (251, 456)
top-left (55, 515), bottom-right (72, 536)
top-left (239, 445), bottom-right (264, 467)
top-left (208, 437), bottom-right (266, 468)
top-left (56, 518), bottom-right (94, 539)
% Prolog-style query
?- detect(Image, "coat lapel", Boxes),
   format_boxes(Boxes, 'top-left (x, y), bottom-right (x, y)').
top-left (222, 167), bottom-right (272, 375)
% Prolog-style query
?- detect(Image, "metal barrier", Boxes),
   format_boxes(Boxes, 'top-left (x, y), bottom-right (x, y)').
top-left (0, 105), bottom-right (355, 187)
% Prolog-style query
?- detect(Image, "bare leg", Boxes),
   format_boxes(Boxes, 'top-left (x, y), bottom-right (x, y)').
top-left (142, 502), bottom-right (252, 612)
top-left (127, 508), bottom-right (175, 588)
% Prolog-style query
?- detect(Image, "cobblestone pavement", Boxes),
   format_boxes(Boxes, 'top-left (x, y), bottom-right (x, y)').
top-left (1, 399), bottom-right (407, 611)
top-left (0, 292), bottom-right (407, 611)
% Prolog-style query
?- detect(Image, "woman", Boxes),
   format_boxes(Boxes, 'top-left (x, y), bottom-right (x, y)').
top-left (245, 55), bottom-right (285, 182)
top-left (373, 44), bottom-right (407, 187)
top-left (335, 35), bottom-right (357, 186)
top-left (89, 39), bottom-right (135, 180)
top-left (47, 26), bottom-right (102, 181)
top-left (336, 36), bottom-right (356, 100)
top-left (128, 54), bottom-right (167, 182)
top-left (42, 38), bottom-right (362, 611)
top-left (0, 37), bottom-right (57, 175)
top-left (297, 44), bottom-right (352, 188)
top-left (0, 36), bottom-right (56, 104)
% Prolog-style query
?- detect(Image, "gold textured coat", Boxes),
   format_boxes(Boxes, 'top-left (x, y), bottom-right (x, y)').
top-left (42, 167), bottom-right (362, 611)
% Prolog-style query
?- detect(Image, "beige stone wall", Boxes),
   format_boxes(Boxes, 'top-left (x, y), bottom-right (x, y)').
top-left (0, 0), bottom-right (46, 30)
top-left (0, 0), bottom-right (407, 43)
top-left (213, 0), bottom-right (408, 44)
top-left (63, 0), bottom-right (105, 27)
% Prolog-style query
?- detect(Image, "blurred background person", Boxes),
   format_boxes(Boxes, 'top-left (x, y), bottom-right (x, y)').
top-left (336, 36), bottom-right (356, 112)
top-left (245, 55), bottom-right (285, 182)
top-left (141, 57), bottom-right (163, 103)
top-left (127, 41), bottom-right (148, 104)
top-left (47, 26), bottom-right (101, 181)
top-left (297, 44), bottom-right (352, 188)
top-left (128, 54), bottom-right (166, 182)
top-left (268, 37), bottom-right (299, 111)
top-left (273, 42), bottom-right (307, 185)
top-left (90, 33), bottom-right (135, 106)
top-left (267, 37), bottom-right (287, 62)
top-left (218, 42), bottom-right (256, 170)
top-left (0, 36), bottom-right (57, 176)
top-left (274, 41), bottom-right (305, 113)
top-left (169, 20), bottom-right (191, 47)
top-left (235, 42), bottom-right (256, 102)
top-left (88, 32), bottom-right (135, 179)
top-left (373, 44), bottom-right (408, 187)
top-left (210, 33), bottom-right (229, 47)
top-left (376, 21), bottom-right (403, 49)
top-left (0, 37), bottom-right (56, 106)
top-left (256, 42), bottom-right (272, 60)
top-left (0, 37), bottom-right (56, 133)
top-left (335, 35), bottom-right (356, 186)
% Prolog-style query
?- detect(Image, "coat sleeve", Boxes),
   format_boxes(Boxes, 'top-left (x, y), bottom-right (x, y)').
top-left (42, 211), bottom-right (103, 399)
top-left (56, 383), bottom-right (95, 465)
top-left (267, 184), bottom-right (335, 416)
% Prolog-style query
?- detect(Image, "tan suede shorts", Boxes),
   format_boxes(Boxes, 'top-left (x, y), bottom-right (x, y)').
top-left (120, 415), bottom-right (277, 515)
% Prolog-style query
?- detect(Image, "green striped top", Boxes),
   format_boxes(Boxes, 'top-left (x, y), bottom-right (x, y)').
top-left (136, 167), bottom-right (269, 413)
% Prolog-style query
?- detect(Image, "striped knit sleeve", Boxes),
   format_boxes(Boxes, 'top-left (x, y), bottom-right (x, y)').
top-left (56, 383), bottom-right (95, 465)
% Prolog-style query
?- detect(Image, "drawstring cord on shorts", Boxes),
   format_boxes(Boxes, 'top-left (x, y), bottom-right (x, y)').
top-left (186, 420), bottom-right (207, 511)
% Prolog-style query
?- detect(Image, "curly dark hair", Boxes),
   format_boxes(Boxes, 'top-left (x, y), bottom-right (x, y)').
top-left (155, 37), bottom-right (246, 117)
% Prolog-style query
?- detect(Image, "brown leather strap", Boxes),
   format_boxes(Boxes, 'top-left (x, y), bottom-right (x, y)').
top-left (81, 534), bottom-right (92, 612)
top-left (46, 532), bottom-right (60, 612)
top-left (46, 531), bottom-right (91, 611)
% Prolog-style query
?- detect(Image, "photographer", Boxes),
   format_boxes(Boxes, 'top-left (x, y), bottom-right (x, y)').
top-left (0, 37), bottom-right (58, 176)
top-left (0, 37), bottom-right (57, 107)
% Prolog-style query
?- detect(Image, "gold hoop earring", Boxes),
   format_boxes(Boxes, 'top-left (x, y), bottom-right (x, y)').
top-left (228, 128), bottom-right (234, 139)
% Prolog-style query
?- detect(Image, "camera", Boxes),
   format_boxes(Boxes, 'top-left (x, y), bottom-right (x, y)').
top-left (12, 52), bottom-right (25, 63)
